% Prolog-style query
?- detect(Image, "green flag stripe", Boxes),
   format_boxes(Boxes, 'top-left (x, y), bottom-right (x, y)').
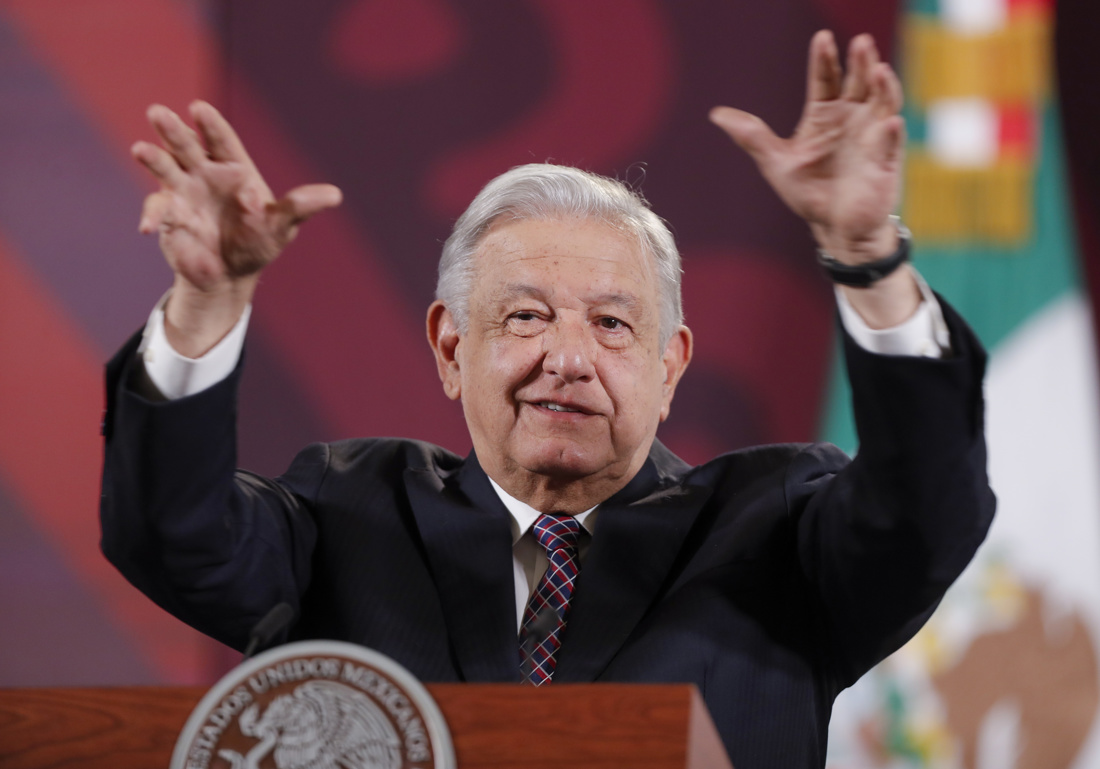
top-left (820, 106), bottom-right (1083, 452)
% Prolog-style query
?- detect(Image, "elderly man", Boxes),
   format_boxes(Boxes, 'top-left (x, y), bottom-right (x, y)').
top-left (100, 32), bottom-right (993, 768)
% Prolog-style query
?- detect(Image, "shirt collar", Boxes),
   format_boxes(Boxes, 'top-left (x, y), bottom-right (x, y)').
top-left (487, 477), bottom-right (598, 545)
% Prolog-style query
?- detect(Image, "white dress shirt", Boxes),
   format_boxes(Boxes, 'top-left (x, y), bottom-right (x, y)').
top-left (488, 477), bottom-right (597, 630)
top-left (136, 268), bottom-right (950, 632)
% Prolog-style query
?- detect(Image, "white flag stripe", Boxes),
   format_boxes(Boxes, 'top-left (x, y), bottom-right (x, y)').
top-left (927, 98), bottom-right (1000, 168)
top-left (941, 0), bottom-right (1007, 34)
top-left (983, 292), bottom-right (1100, 632)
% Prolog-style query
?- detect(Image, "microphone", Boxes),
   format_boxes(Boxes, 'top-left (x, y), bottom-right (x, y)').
top-left (242, 602), bottom-right (294, 660)
top-left (521, 607), bottom-right (560, 684)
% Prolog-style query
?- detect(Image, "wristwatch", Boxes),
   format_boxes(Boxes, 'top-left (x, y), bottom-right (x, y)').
top-left (816, 216), bottom-right (912, 288)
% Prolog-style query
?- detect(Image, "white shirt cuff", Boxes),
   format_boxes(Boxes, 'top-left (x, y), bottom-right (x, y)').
top-left (836, 268), bottom-right (951, 358)
top-left (136, 291), bottom-right (251, 400)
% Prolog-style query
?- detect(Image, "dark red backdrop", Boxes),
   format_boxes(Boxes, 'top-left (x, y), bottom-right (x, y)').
top-left (0, 0), bottom-right (1095, 687)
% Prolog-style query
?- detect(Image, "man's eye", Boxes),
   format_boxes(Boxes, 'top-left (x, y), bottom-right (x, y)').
top-left (598, 317), bottom-right (625, 330)
top-left (506, 312), bottom-right (547, 336)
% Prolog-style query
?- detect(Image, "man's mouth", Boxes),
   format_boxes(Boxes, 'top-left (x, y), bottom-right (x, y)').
top-left (534, 401), bottom-right (593, 415)
top-left (540, 402), bottom-right (580, 413)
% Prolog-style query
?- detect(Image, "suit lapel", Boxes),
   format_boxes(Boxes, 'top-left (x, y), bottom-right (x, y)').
top-left (554, 441), bottom-right (712, 682)
top-left (404, 452), bottom-right (519, 682)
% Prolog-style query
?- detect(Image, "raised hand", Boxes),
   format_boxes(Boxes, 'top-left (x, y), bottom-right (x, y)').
top-left (710, 31), bottom-right (904, 265)
top-left (132, 101), bottom-right (341, 355)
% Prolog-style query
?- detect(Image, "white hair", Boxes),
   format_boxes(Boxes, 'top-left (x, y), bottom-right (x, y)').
top-left (436, 163), bottom-right (683, 348)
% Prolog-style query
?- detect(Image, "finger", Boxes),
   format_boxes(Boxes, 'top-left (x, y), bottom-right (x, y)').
top-left (869, 62), bottom-right (904, 117)
top-left (875, 116), bottom-right (902, 165)
top-left (842, 34), bottom-right (879, 102)
top-left (138, 190), bottom-right (172, 233)
top-left (131, 140), bottom-right (188, 189)
top-left (285, 184), bottom-right (343, 220)
top-left (874, 115), bottom-right (907, 167)
top-left (807, 30), bottom-right (842, 103)
top-left (709, 107), bottom-right (783, 162)
top-left (264, 184), bottom-right (344, 240)
top-left (147, 104), bottom-right (208, 171)
top-left (190, 100), bottom-right (255, 167)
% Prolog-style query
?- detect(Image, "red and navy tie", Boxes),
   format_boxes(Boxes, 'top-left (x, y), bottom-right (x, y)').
top-left (519, 513), bottom-right (582, 686)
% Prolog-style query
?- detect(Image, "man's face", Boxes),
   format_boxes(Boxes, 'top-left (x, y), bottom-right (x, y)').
top-left (428, 216), bottom-right (691, 507)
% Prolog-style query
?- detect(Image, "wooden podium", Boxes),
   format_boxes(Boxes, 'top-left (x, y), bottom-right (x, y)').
top-left (0, 684), bottom-right (732, 768)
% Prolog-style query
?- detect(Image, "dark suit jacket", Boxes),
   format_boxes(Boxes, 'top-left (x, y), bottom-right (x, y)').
top-left (100, 301), bottom-right (994, 769)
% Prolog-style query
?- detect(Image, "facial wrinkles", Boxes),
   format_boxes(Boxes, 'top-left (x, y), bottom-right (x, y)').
top-left (542, 318), bottom-right (658, 440)
top-left (500, 313), bottom-right (598, 425)
top-left (455, 217), bottom-right (674, 508)
top-left (501, 272), bottom-right (655, 422)
top-left (473, 216), bottom-right (662, 336)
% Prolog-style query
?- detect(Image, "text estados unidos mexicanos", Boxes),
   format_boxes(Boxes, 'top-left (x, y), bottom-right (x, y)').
top-left (185, 657), bottom-right (431, 768)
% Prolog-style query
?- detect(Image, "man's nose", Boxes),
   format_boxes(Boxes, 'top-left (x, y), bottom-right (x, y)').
top-left (542, 317), bottom-right (597, 383)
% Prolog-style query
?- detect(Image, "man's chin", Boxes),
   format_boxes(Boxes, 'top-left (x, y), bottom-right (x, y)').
top-left (514, 444), bottom-right (612, 483)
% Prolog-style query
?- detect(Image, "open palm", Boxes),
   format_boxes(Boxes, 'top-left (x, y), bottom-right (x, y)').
top-left (132, 101), bottom-right (342, 292)
top-left (712, 32), bottom-right (905, 260)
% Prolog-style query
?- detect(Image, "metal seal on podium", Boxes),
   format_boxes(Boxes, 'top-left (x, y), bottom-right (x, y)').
top-left (170, 640), bottom-right (455, 769)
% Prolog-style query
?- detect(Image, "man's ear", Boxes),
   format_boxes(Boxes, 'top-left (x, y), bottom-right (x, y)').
top-left (659, 325), bottom-right (693, 422)
top-left (426, 300), bottom-right (462, 401)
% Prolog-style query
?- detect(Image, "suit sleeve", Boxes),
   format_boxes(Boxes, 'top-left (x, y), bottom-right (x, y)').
top-left (99, 330), bottom-right (324, 651)
top-left (789, 296), bottom-right (996, 687)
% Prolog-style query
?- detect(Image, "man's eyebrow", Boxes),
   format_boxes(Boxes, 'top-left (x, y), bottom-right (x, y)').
top-left (590, 293), bottom-right (643, 314)
top-left (494, 283), bottom-right (548, 303)
top-left (492, 285), bottom-right (645, 314)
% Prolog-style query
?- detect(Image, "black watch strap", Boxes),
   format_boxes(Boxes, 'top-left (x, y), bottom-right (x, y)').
top-left (817, 217), bottom-right (912, 288)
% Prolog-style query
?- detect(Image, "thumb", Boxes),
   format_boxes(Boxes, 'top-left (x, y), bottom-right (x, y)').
top-left (138, 190), bottom-right (172, 234)
top-left (709, 106), bottom-right (781, 162)
top-left (266, 183), bottom-right (344, 240)
top-left (282, 183), bottom-right (343, 224)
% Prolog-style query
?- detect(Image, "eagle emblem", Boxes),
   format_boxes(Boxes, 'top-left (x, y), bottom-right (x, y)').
top-left (217, 680), bottom-right (402, 769)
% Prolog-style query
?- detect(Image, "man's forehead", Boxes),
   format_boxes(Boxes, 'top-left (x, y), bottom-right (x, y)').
top-left (477, 216), bottom-right (644, 256)
top-left (473, 218), bottom-right (653, 277)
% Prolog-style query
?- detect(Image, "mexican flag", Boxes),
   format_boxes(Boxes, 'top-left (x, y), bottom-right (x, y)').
top-left (824, 0), bottom-right (1100, 765)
